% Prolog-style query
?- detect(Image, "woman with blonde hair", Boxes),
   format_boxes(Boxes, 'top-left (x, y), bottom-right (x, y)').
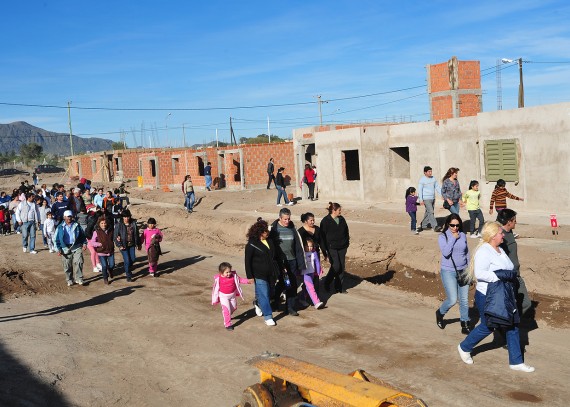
top-left (457, 222), bottom-right (534, 372)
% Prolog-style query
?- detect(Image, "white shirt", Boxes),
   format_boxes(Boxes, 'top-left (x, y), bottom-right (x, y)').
top-left (474, 243), bottom-right (514, 295)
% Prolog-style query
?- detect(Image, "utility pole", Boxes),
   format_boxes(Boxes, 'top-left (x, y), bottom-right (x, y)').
top-left (315, 95), bottom-right (328, 126)
top-left (518, 58), bottom-right (524, 108)
top-left (267, 116), bottom-right (271, 143)
top-left (67, 101), bottom-right (74, 157)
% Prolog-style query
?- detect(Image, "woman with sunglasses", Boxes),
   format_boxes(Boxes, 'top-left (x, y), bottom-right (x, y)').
top-left (435, 213), bottom-right (471, 334)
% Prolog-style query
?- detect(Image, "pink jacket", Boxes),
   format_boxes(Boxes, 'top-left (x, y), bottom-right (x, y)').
top-left (211, 271), bottom-right (250, 305)
top-left (141, 228), bottom-right (163, 251)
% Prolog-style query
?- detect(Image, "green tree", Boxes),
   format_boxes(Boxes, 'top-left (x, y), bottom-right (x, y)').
top-left (112, 141), bottom-right (127, 150)
top-left (20, 143), bottom-right (43, 164)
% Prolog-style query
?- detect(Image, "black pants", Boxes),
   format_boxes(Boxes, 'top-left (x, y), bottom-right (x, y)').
top-left (273, 260), bottom-right (298, 307)
top-left (324, 247), bottom-right (347, 292)
top-left (307, 182), bottom-right (315, 200)
top-left (267, 173), bottom-right (275, 189)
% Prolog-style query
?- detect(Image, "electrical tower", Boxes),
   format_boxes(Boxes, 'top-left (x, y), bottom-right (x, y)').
top-left (496, 59), bottom-right (503, 110)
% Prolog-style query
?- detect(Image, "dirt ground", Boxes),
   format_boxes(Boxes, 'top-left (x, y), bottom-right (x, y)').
top-left (1, 175), bottom-right (569, 406)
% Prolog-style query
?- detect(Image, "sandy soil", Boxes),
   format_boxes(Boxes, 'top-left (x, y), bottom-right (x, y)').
top-left (1, 175), bottom-right (569, 406)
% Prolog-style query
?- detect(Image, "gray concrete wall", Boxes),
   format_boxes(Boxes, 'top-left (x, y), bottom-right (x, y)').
top-left (293, 102), bottom-right (570, 214)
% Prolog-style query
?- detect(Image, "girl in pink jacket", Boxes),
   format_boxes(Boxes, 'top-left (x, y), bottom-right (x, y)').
top-left (140, 217), bottom-right (163, 277)
top-left (211, 262), bottom-right (253, 331)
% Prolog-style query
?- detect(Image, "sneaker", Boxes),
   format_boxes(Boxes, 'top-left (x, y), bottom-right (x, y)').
top-left (434, 226), bottom-right (443, 232)
top-left (75, 279), bottom-right (84, 286)
top-left (29, 250), bottom-right (38, 254)
top-left (416, 227), bottom-right (423, 233)
top-left (413, 230), bottom-right (419, 235)
top-left (49, 249), bottom-right (54, 253)
top-left (93, 267), bottom-right (99, 273)
top-left (96, 263), bottom-right (103, 271)
top-left (276, 204), bottom-right (283, 207)
top-left (476, 233), bottom-right (482, 238)
top-left (470, 234), bottom-right (478, 239)
top-left (225, 326), bottom-right (234, 331)
top-left (152, 272), bottom-right (158, 277)
top-left (457, 344), bottom-right (473, 365)
top-left (67, 280), bottom-right (74, 287)
top-left (23, 247), bottom-right (27, 253)
top-left (253, 301), bottom-right (263, 317)
top-left (16, 231), bottom-right (21, 234)
top-left (287, 202), bottom-right (294, 206)
top-left (315, 302), bottom-right (325, 309)
top-left (264, 318), bottom-right (276, 326)
top-left (510, 363), bottom-right (535, 373)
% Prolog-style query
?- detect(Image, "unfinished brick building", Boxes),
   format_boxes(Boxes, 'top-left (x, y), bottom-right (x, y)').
top-left (427, 56), bottom-right (482, 121)
top-left (68, 142), bottom-right (295, 190)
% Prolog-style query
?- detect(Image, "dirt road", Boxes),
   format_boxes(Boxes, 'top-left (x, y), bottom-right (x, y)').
top-left (1, 181), bottom-right (569, 406)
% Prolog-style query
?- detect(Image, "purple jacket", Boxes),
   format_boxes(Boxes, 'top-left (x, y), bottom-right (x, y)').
top-left (406, 195), bottom-right (418, 213)
top-left (438, 230), bottom-right (469, 272)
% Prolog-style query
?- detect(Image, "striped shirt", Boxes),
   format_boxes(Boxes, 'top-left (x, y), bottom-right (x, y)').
top-left (489, 187), bottom-right (521, 211)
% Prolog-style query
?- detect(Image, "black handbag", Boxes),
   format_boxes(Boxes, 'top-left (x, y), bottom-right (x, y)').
top-left (443, 200), bottom-right (451, 210)
top-left (450, 255), bottom-right (472, 287)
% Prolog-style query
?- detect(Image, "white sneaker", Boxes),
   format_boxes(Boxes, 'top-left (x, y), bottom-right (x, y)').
top-left (96, 263), bottom-right (103, 271)
top-left (49, 249), bottom-right (54, 253)
top-left (93, 267), bottom-right (100, 273)
top-left (264, 318), bottom-right (276, 326)
top-left (29, 250), bottom-right (38, 254)
top-left (458, 344), bottom-right (473, 365)
top-left (276, 204), bottom-right (283, 207)
top-left (16, 231), bottom-right (21, 234)
top-left (315, 302), bottom-right (324, 309)
top-left (253, 301), bottom-right (263, 317)
top-left (23, 247), bottom-right (27, 253)
top-left (67, 280), bottom-right (74, 287)
top-left (75, 280), bottom-right (84, 286)
top-left (510, 363), bottom-right (535, 373)
top-left (470, 234), bottom-right (478, 239)
top-left (287, 202), bottom-right (294, 206)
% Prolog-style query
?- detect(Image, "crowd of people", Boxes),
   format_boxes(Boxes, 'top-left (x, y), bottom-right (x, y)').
top-left (0, 178), bottom-right (162, 286)
top-left (410, 165), bottom-right (534, 373)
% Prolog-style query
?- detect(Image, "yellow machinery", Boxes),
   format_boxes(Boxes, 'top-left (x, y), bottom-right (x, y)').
top-left (238, 353), bottom-right (427, 407)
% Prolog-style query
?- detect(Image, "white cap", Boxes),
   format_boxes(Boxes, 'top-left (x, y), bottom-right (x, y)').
top-left (63, 210), bottom-right (74, 218)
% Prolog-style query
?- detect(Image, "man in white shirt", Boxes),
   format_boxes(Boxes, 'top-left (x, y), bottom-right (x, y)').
top-left (15, 192), bottom-right (41, 254)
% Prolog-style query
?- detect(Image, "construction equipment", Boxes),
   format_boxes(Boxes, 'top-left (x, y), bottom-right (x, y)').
top-left (238, 352), bottom-right (427, 407)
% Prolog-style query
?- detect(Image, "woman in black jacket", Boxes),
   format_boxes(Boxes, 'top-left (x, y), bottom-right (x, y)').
top-left (245, 218), bottom-right (279, 326)
top-left (320, 202), bottom-right (350, 293)
top-left (113, 209), bottom-right (141, 282)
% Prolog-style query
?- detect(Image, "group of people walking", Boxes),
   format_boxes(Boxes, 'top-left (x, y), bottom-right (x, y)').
top-left (413, 165), bottom-right (534, 372)
top-left (1, 180), bottom-right (163, 287)
top-left (212, 202), bottom-right (350, 329)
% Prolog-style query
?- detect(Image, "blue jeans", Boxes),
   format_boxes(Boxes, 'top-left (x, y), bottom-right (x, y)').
top-left (205, 175), bottom-right (212, 190)
top-left (448, 201), bottom-right (460, 214)
top-left (40, 223), bottom-right (48, 245)
top-left (98, 254), bottom-right (115, 280)
top-left (119, 246), bottom-right (136, 279)
top-left (468, 209), bottom-right (485, 234)
top-left (438, 269), bottom-right (469, 321)
top-left (276, 186), bottom-right (289, 204)
top-left (21, 221), bottom-right (37, 251)
top-left (408, 211), bottom-right (417, 231)
top-left (185, 192), bottom-right (195, 212)
top-left (255, 279), bottom-right (273, 320)
top-left (460, 290), bottom-right (523, 365)
top-left (13, 216), bottom-right (21, 233)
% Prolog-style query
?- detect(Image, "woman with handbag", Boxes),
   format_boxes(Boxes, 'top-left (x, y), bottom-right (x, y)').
top-left (245, 218), bottom-right (279, 326)
top-left (436, 213), bottom-right (472, 334)
top-left (441, 167), bottom-right (464, 214)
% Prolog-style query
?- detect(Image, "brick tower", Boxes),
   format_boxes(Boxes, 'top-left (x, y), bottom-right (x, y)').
top-left (426, 56), bottom-right (482, 121)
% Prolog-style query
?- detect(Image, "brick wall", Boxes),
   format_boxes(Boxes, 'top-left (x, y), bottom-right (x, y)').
top-left (459, 94), bottom-right (481, 117)
top-left (431, 95), bottom-right (453, 121)
top-left (429, 61), bottom-right (451, 92)
top-left (67, 141), bottom-right (296, 190)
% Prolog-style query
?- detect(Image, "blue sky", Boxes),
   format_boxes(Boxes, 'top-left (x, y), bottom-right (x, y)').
top-left (1, 0), bottom-right (569, 148)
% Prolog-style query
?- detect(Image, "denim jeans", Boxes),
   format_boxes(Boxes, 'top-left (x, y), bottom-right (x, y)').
top-left (448, 201), bottom-right (460, 215)
top-left (40, 223), bottom-right (48, 246)
top-left (21, 221), bottom-right (37, 251)
top-left (468, 209), bottom-right (485, 234)
top-left (420, 199), bottom-right (437, 229)
top-left (185, 192), bottom-right (195, 212)
top-left (438, 269), bottom-right (469, 321)
top-left (120, 246), bottom-right (136, 279)
top-left (460, 290), bottom-right (523, 365)
top-left (98, 254), bottom-right (115, 280)
top-left (276, 186), bottom-right (290, 204)
top-left (255, 278), bottom-right (273, 320)
top-left (408, 211), bottom-right (417, 231)
top-left (205, 175), bottom-right (212, 190)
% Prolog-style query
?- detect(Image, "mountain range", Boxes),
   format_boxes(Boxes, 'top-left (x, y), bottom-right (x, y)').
top-left (0, 121), bottom-right (113, 156)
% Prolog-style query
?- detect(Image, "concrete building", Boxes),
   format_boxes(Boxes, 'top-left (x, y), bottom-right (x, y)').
top-left (293, 102), bottom-right (570, 215)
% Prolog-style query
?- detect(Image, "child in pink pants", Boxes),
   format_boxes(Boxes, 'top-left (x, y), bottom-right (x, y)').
top-left (211, 262), bottom-right (253, 331)
top-left (301, 238), bottom-right (324, 309)
top-left (141, 217), bottom-right (163, 277)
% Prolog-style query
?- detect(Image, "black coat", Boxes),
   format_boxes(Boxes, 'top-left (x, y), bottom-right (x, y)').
top-left (485, 269), bottom-right (519, 329)
top-left (245, 238), bottom-right (279, 283)
top-left (269, 219), bottom-right (306, 272)
top-left (319, 214), bottom-right (350, 258)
